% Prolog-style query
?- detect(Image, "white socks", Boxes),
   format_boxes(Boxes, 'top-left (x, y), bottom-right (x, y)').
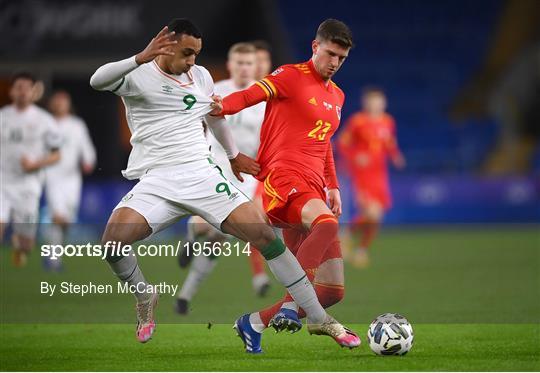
top-left (107, 253), bottom-right (150, 302)
top-left (266, 249), bottom-right (325, 324)
top-left (177, 255), bottom-right (217, 301)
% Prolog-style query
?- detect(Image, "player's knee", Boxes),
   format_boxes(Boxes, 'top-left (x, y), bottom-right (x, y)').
top-left (311, 214), bottom-right (339, 239)
top-left (101, 228), bottom-right (134, 263)
top-left (101, 223), bottom-right (137, 249)
top-left (52, 215), bottom-right (68, 227)
top-left (365, 204), bottom-right (383, 222)
top-left (11, 233), bottom-right (35, 253)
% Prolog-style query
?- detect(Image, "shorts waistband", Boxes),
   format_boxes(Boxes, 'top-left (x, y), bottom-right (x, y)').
top-left (144, 158), bottom-right (216, 177)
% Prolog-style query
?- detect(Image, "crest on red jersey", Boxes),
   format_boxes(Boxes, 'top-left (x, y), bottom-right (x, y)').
top-left (336, 105), bottom-right (342, 120)
top-left (271, 67), bottom-right (284, 76)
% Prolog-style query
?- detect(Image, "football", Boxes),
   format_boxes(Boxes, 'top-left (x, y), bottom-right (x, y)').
top-left (367, 313), bottom-right (414, 356)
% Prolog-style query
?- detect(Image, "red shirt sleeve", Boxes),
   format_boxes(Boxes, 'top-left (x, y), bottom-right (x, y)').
top-left (324, 143), bottom-right (339, 189)
top-left (220, 84), bottom-right (267, 115)
top-left (221, 65), bottom-right (298, 115)
top-left (385, 118), bottom-right (401, 159)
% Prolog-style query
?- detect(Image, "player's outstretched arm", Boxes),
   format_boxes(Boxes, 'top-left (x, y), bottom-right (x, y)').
top-left (386, 121), bottom-right (406, 169)
top-left (90, 26), bottom-right (177, 91)
top-left (210, 84), bottom-right (267, 116)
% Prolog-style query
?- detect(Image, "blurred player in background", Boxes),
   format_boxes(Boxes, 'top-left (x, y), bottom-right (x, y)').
top-left (212, 19), bottom-right (361, 352)
top-left (252, 40), bottom-right (273, 80)
top-left (175, 42), bottom-right (270, 315)
top-left (42, 90), bottom-right (96, 271)
top-left (90, 19), bottom-right (343, 346)
top-left (0, 73), bottom-right (61, 267)
top-left (337, 87), bottom-right (405, 268)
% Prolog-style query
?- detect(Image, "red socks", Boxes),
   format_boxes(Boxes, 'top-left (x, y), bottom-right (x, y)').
top-left (258, 282), bottom-right (345, 326)
top-left (258, 214), bottom-right (342, 327)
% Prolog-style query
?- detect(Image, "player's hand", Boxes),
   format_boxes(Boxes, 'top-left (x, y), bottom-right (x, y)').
top-left (21, 156), bottom-right (40, 172)
top-left (81, 163), bottom-right (95, 175)
top-left (135, 26), bottom-right (178, 65)
top-left (327, 188), bottom-right (342, 217)
top-left (210, 95), bottom-right (223, 116)
top-left (392, 153), bottom-right (406, 169)
top-left (230, 153), bottom-right (261, 182)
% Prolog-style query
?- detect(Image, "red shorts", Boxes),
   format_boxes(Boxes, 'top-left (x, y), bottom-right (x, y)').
top-left (261, 168), bottom-right (326, 227)
top-left (352, 176), bottom-right (392, 210)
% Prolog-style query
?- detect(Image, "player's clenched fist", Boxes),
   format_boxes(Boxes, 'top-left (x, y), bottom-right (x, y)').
top-left (229, 153), bottom-right (261, 182)
top-left (210, 95), bottom-right (223, 116)
top-left (135, 26), bottom-right (178, 65)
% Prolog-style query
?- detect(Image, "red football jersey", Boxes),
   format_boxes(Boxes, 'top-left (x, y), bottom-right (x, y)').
top-left (338, 112), bottom-right (400, 179)
top-left (221, 60), bottom-right (344, 190)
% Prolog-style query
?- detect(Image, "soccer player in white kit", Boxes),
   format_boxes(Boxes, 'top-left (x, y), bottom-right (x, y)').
top-left (90, 19), bottom-right (350, 347)
top-left (252, 40), bottom-right (273, 80)
top-left (175, 43), bottom-right (270, 314)
top-left (0, 73), bottom-right (61, 267)
top-left (43, 91), bottom-right (96, 270)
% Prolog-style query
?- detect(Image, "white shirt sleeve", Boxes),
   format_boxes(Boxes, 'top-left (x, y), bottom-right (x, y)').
top-left (198, 66), bottom-right (215, 96)
top-left (199, 67), bottom-right (238, 159)
top-left (78, 119), bottom-right (97, 166)
top-left (205, 115), bottom-right (239, 160)
top-left (89, 56), bottom-right (140, 96)
top-left (43, 114), bottom-right (62, 151)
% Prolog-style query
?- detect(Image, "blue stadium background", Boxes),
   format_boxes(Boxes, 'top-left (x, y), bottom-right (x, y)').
top-left (1, 0), bottom-right (537, 227)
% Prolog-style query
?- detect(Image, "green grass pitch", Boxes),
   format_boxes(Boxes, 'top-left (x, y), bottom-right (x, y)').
top-left (1, 226), bottom-right (539, 371)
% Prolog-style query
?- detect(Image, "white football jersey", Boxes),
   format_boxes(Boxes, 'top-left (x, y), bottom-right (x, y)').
top-left (210, 79), bottom-right (265, 158)
top-left (111, 61), bottom-right (216, 179)
top-left (45, 114), bottom-right (96, 181)
top-left (0, 104), bottom-right (61, 194)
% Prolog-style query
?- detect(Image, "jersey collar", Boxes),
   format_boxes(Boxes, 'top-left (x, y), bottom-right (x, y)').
top-left (152, 60), bottom-right (194, 88)
top-left (307, 59), bottom-right (334, 92)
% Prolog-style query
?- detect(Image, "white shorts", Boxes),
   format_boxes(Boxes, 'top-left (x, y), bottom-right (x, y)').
top-left (45, 176), bottom-right (82, 222)
top-left (114, 159), bottom-right (250, 235)
top-left (212, 154), bottom-right (259, 199)
top-left (0, 184), bottom-right (41, 238)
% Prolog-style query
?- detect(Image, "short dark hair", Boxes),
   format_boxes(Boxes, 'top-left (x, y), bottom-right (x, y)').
top-left (11, 71), bottom-right (36, 85)
top-left (167, 18), bottom-right (202, 39)
top-left (251, 40), bottom-right (272, 53)
top-left (316, 19), bottom-right (353, 49)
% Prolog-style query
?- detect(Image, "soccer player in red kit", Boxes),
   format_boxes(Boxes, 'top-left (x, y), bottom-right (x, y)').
top-left (211, 19), bottom-right (360, 353)
top-left (337, 88), bottom-right (405, 268)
